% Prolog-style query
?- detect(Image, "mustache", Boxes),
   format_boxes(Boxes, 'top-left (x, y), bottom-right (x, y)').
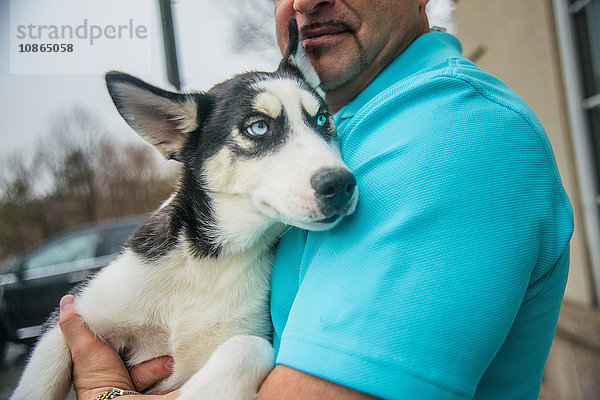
top-left (299, 20), bottom-right (354, 37)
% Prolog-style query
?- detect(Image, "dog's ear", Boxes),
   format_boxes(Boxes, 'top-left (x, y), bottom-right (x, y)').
top-left (279, 18), bottom-right (324, 98)
top-left (106, 71), bottom-right (208, 161)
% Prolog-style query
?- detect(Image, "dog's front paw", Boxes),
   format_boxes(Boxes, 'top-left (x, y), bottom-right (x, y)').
top-left (177, 335), bottom-right (274, 400)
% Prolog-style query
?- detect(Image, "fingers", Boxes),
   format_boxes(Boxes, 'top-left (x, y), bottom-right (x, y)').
top-left (130, 355), bottom-right (175, 392)
top-left (58, 295), bottom-right (175, 398)
top-left (58, 295), bottom-right (136, 397)
top-left (58, 295), bottom-right (99, 358)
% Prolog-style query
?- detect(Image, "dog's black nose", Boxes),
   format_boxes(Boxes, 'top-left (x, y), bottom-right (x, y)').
top-left (311, 168), bottom-right (356, 210)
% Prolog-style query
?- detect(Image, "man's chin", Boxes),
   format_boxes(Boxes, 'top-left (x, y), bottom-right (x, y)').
top-left (309, 55), bottom-right (367, 94)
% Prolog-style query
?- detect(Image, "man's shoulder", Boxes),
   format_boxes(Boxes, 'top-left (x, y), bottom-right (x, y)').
top-left (339, 57), bottom-right (572, 227)
top-left (359, 57), bottom-right (539, 130)
top-left (341, 57), bottom-right (550, 165)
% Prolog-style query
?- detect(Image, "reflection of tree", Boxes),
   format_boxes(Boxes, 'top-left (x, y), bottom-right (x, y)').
top-left (0, 106), bottom-right (176, 267)
top-left (221, 0), bottom-right (277, 53)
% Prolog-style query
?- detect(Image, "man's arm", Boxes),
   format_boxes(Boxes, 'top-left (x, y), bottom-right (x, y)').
top-left (258, 365), bottom-right (378, 400)
top-left (60, 295), bottom-right (372, 399)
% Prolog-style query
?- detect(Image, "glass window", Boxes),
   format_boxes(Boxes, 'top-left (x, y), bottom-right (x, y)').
top-left (25, 231), bottom-right (100, 271)
top-left (589, 108), bottom-right (600, 180)
top-left (572, 0), bottom-right (600, 98)
top-left (570, 0), bottom-right (600, 201)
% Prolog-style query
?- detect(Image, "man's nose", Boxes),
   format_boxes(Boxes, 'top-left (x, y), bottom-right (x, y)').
top-left (293, 0), bottom-right (334, 14)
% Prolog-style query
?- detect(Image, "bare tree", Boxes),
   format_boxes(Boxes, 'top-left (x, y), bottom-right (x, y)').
top-left (0, 152), bottom-right (49, 258)
top-left (0, 106), bottom-right (177, 266)
top-left (41, 106), bottom-right (105, 220)
top-left (94, 139), bottom-right (175, 219)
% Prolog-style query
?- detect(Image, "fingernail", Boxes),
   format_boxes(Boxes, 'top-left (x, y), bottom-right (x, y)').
top-left (60, 295), bottom-right (74, 311)
top-left (165, 358), bottom-right (175, 372)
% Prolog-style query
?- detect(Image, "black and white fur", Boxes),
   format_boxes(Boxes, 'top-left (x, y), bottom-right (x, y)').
top-left (12, 19), bottom-right (357, 400)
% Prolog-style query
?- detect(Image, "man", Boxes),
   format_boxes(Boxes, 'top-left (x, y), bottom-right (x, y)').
top-left (59, 0), bottom-right (574, 399)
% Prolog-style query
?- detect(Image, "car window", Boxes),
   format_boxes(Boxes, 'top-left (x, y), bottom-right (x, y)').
top-left (25, 231), bottom-right (100, 271)
top-left (98, 224), bottom-right (139, 257)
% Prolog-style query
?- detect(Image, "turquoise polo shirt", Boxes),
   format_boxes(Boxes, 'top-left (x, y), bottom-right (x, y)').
top-left (270, 32), bottom-right (574, 399)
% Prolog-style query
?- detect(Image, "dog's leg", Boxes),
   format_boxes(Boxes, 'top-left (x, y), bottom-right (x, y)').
top-left (176, 335), bottom-right (274, 400)
top-left (11, 323), bottom-right (72, 400)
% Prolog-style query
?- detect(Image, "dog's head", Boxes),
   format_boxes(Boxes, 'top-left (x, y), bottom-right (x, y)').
top-left (106, 19), bottom-right (357, 234)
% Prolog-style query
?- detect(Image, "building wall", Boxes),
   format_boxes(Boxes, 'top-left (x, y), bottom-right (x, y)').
top-left (454, 0), bottom-right (596, 307)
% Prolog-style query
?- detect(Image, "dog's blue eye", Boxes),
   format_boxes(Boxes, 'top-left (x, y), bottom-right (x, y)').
top-left (316, 114), bottom-right (327, 126)
top-left (246, 121), bottom-right (269, 137)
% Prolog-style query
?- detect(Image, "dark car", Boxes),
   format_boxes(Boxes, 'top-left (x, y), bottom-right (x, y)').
top-left (0, 216), bottom-right (144, 356)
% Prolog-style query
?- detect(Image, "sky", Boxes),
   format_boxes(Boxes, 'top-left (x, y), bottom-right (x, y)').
top-left (0, 0), bottom-right (454, 157)
top-left (0, 1), bottom-right (280, 157)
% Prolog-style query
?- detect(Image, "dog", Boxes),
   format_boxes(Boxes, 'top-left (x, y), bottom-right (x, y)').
top-left (12, 18), bottom-right (358, 400)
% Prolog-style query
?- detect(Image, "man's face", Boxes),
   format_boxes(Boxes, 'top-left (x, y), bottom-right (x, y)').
top-left (274, 0), bottom-right (429, 110)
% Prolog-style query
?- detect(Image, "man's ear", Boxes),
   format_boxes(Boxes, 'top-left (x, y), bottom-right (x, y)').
top-left (278, 18), bottom-right (325, 98)
top-left (105, 71), bottom-right (208, 161)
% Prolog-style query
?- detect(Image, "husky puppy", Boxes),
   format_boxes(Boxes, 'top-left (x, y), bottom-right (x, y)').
top-left (12, 19), bottom-right (357, 400)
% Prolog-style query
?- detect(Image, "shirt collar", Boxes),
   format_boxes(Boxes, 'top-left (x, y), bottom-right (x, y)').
top-left (335, 32), bottom-right (463, 122)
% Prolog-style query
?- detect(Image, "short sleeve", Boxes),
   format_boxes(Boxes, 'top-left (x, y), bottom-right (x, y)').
top-left (273, 72), bottom-right (573, 399)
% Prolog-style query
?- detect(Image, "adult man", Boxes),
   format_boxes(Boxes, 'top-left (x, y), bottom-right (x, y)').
top-left (59, 0), bottom-right (574, 399)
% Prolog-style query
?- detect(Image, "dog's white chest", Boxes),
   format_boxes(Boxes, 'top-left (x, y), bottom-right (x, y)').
top-left (76, 247), bottom-right (274, 385)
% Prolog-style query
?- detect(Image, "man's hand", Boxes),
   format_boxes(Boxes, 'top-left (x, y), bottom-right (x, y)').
top-left (58, 295), bottom-right (177, 400)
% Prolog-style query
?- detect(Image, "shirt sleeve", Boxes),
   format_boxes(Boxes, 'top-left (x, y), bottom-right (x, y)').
top-left (274, 73), bottom-right (573, 399)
